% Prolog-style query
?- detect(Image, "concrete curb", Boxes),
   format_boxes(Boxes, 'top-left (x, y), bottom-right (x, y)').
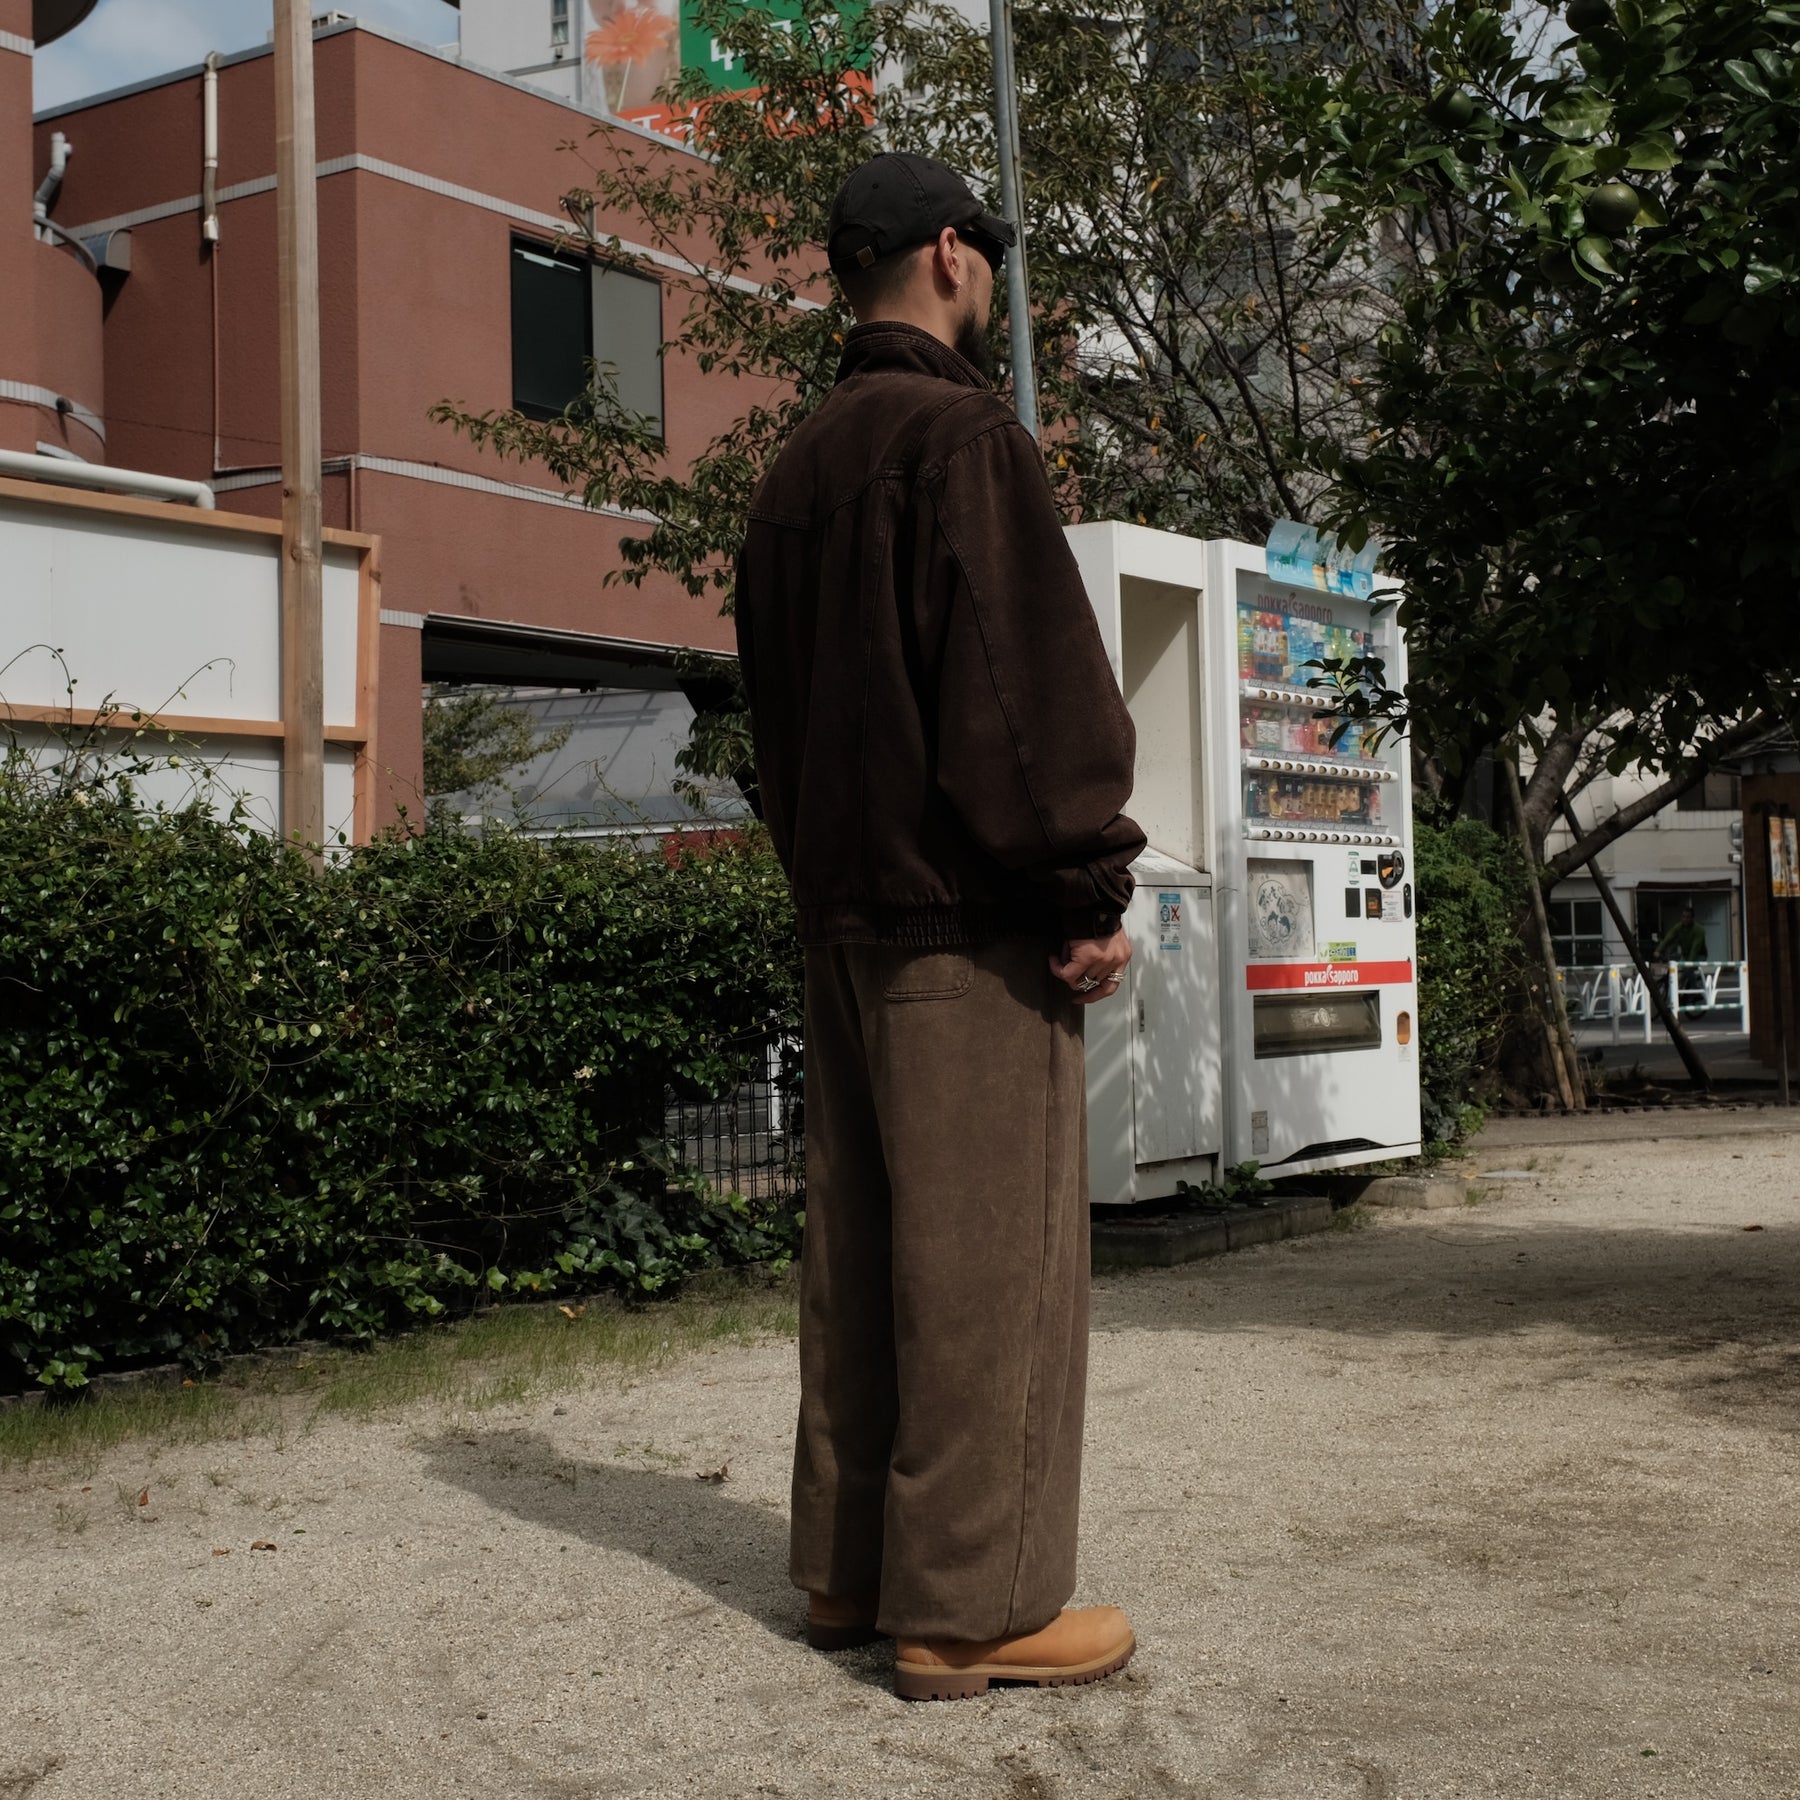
top-left (1358, 1175), bottom-right (1470, 1209)
top-left (1320, 1173), bottom-right (1471, 1210)
top-left (1091, 1193), bottom-right (1334, 1272)
top-left (0, 1343), bottom-right (326, 1414)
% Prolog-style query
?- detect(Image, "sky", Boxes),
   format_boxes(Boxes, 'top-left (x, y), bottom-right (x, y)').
top-left (34, 0), bottom-right (462, 112)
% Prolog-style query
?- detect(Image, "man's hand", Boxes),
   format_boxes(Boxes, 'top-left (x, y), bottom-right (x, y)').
top-left (1050, 932), bottom-right (1132, 1006)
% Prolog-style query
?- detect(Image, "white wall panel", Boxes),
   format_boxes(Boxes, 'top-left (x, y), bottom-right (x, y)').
top-left (322, 546), bottom-right (362, 730)
top-left (0, 500), bottom-right (283, 718)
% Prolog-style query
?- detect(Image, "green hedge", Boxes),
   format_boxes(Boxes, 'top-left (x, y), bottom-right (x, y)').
top-left (0, 766), bottom-right (802, 1391)
top-left (2, 758), bottom-right (1522, 1388)
top-left (1413, 817), bottom-right (1532, 1145)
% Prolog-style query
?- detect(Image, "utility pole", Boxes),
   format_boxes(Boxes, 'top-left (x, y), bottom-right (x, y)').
top-left (987, 0), bottom-right (1038, 438)
top-left (274, 0), bottom-right (325, 867)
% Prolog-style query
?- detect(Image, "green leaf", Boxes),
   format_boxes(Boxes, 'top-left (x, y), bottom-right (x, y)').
top-left (1540, 88), bottom-right (1614, 142)
top-left (1623, 133), bottom-right (1679, 171)
top-left (1722, 59), bottom-right (1770, 99)
top-left (1573, 234), bottom-right (1620, 278)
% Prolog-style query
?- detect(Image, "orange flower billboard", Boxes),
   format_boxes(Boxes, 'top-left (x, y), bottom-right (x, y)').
top-left (584, 0), bottom-right (682, 117)
top-left (588, 0), bottom-right (869, 139)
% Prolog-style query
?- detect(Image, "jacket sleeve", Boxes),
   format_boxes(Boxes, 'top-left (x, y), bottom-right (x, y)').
top-left (928, 417), bottom-right (1146, 939)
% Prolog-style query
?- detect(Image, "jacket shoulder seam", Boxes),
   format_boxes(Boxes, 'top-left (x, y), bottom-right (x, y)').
top-left (755, 387), bottom-right (995, 523)
top-left (917, 404), bottom-right (1030, 481)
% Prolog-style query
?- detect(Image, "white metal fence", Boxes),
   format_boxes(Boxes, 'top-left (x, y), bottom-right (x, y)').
top-left (1565, 962), bottom-right (1750, 1042)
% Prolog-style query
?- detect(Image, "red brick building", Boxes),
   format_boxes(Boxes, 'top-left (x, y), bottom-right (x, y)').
top-left (7, 4), bottom-right (755, 830)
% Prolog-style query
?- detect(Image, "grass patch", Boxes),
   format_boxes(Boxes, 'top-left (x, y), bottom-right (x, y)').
top-left (0, 1270), bottom-right (797, 1474)
top-left (1329, 1203), bottom-right (1374, 1233)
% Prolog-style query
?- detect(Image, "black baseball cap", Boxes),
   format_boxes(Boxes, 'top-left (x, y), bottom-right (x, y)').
top-left (827, 153), bottom-right (1017, 278)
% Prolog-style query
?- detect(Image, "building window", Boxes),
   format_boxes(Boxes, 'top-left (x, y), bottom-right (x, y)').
top-left (551, 0), bottom-right (571, 50)
top-left (591, 262), bottom-right (665, 430)
top-left (1548, 897), bottom-right (1606, 967)
top-left (1675, 771), bottom-right (1741, 812)
top-left (511, 243), bottom-right (588, 417)
top-left (510, 238), bottom-right (664, 435)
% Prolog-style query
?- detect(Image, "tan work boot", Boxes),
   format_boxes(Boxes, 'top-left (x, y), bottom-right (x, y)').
top-left (894, 1605), bottom-right (1136, 1701)
top-left (805, 1591), bottom-right (884, 1651)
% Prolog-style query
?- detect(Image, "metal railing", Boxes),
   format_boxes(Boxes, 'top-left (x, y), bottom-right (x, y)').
top-left (662, 1035), bottom-right (803, 1203)
top-left (1565, 961), bottom-right (1750, 1042)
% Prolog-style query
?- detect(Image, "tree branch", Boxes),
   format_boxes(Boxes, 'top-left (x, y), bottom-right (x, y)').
top-left (1544, 714), bottom-right (1771, 882)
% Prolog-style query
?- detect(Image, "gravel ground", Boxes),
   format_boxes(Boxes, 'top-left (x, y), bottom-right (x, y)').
top-left (4, 1120), bottom-right (1798, 1799)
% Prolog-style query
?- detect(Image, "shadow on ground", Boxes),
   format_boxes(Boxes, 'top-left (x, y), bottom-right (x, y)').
top-left (418, 1428), bottom-right (903, 1685)
top-left (1093, 1212), bottom-right (1800, 1426)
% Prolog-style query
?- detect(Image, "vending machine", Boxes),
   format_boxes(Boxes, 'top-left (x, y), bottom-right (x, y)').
top-left (1068, 525), bottom-right (1422, 1205)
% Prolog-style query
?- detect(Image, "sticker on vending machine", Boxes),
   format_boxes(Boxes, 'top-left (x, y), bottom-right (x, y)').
top-left (1247, 859), bottom-right (1315, 961)
top-left (1158, 892), bottom-right (1183, 951)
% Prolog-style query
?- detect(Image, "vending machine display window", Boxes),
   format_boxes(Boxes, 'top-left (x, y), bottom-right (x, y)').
top-left (1252, 991), bottom-right (1383, 1058)
top-left (1236, 587), bottom-right (1400, 847)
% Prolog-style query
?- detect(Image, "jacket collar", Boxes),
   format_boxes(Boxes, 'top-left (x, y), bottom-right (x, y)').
top-left (835, 320), bottom-right (992, 392)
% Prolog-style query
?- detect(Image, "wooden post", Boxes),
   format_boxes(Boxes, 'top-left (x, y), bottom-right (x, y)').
top-left (1758, 803), bottom-right (1791, 1105)
top-left (274, 0), bottom-right (325, 866)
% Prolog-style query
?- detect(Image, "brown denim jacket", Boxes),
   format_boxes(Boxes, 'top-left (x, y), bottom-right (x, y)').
top-left (735, 321), bottom-right (1143, 949)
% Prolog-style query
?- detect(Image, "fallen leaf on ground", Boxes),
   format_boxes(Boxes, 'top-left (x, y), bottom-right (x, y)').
top-left (211, 1548), bottom-right (230, 1557)
top-left (250, 1540), bottom-right (278, 1552)
top-left (137, 1488), bottom-right (150, 1507)
top-left (1743, 1224), bottom-right (1765, 1232)
top-left (695, 1463), bottom-right (730, 1484)
top-left (559, 1305), bottom-right (585, 1320)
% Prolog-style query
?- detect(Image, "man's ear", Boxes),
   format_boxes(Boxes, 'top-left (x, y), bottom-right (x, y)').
top-left (934, 225), bottom-right (964, 293)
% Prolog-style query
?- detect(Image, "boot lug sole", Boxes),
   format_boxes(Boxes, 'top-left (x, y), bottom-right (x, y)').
top-left (894, 1636), bottom-right (1135, 1702)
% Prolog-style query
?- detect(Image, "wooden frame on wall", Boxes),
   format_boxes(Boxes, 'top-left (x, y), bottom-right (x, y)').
top-left (0, 475), bottom-right (382, 844)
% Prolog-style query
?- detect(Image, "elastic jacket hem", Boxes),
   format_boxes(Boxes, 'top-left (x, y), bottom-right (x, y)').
top-left (797, 899), bottom-right (1124, 950)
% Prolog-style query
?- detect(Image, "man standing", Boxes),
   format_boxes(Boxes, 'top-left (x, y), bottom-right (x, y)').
top-left (735, 153), bottom-right (1144, 1702)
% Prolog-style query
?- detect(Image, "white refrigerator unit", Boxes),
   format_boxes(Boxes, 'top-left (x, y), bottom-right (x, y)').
top-left (1067, 524), bottom-right (1422, 1206)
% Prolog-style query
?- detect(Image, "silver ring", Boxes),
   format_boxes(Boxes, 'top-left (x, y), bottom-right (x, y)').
top-left (1075, 974), bottom-right (1101, 992)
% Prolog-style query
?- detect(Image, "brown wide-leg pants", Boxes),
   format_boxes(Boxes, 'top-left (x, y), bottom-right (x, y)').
top-left (790, 937), bottom-right (1091, 1643)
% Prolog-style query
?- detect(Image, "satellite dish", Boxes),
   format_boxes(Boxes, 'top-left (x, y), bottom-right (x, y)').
top-left (33, 0), bottom-right (101, 47)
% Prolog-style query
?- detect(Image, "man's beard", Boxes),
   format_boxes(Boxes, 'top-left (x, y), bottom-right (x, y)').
top-left (954, 307), bottom-right (996, 382)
